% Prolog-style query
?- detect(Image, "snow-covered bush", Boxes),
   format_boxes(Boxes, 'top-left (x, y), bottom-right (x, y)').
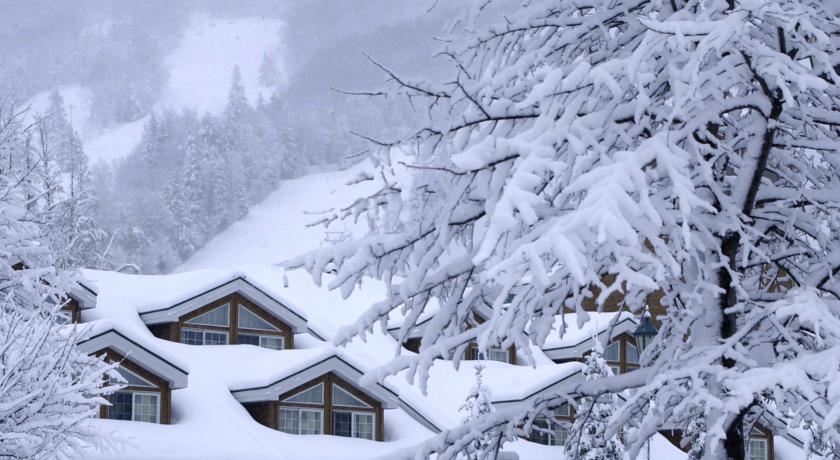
top-left (565, 341), bottom-right (625, 460)
top-left (0, 102), bottom-right (117, 459)
top-left (290, 0), bottom-right (840, 458)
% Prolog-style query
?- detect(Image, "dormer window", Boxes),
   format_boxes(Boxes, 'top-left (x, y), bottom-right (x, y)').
top-left (241, 372), bottom-right (384, 441)
top-left (101, 358), bottom-right (168, 424)
top-left (152, 294), bottom-right (294, 350)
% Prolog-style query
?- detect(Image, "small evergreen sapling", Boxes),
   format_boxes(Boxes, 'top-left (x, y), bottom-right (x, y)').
top-left (566, 340), bottom-right (626, 460)
top-left (459, 365), bottom-right (496, 459)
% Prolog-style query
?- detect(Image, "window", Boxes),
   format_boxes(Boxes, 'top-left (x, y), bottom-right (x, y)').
top-left (603, 339), bottom-right (639, 374)
top-left (180, 328), bottom-right (229, 345)
top-left (276, 377), bottom-right (380, 440)
top-left (107, 391), bottom-right (133, 421)
top-left (237, 333), bottom-right (285, 350)
top-left (117, 367), bottom-right (156, 388)
top-left (605, 342), bottom-right (620, 361)
top-left (185, 303), bottom-right (230, 326)
top-left (285, 384), bottom-right (324, 404)
top-left (238, 305), bottom-right (281, 331)
top-left (106, 391), bottom-right (160, 423)
top-left (528, 416), bottom-right (569, 446)
top-left (486, 347), bottom-right (510, 363)
top-left (626, 343), bottom-right (639, 365)
top-left (332, 384), bottom-right (371, 408)
top-left (279, 408), bottom-right (323, 435)
top-left (748, 439), bottom-right (768, 460)
top-left (260, 336), bottom-right (284, 350)
top-left (332, 411), bottom-right (375, 440)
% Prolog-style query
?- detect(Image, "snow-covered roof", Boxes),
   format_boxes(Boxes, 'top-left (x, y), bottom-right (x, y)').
top-left (70, 280), bottom-right (98, 310)
top-left (138, 275), bottom-right (309, 334)
top-left (231, 354), bottom-right (441, 433)
top-left (77, 324), bottom-right (189, 389)
top-left (541, 312), bottom-right (639, 362)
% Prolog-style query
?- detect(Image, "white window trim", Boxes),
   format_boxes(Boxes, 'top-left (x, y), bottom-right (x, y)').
top-left (131, 391), bottom-right (160, 423)
top-left (181, 327), bottom-right (229, 345)
top-left (334, 410), bottom-right (375, 439)
top-left (279, 407), bottom-right (324, 435)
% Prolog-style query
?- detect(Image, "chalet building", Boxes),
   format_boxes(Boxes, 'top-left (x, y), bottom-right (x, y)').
top-left (231, 355), bottom-right (439, 441)
top-left (139, 276), bottom-right (309, 350)
top-left (77, 328), bottom-right (189, 424)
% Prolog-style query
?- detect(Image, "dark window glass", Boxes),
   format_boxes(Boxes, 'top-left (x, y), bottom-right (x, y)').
top-left (237, 334), bottom-right (260, 346)
top-left (333, 411), bottom-right (352, 437)
top-left (107, 391), bottom-right (133, 421)
top-left (180, 329), bottom-right (204, 345)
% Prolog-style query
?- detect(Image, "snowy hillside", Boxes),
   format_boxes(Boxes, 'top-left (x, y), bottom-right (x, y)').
top-left (178, 162), bottom-right (375, 271)
top-left (22, 15), bottom-right (283, 165)
top-left (157, 15), bottom-right (282, 114)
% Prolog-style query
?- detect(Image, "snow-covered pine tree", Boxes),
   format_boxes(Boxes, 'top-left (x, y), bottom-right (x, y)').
top-left (289, 0), bottom-right (840, 458)
top-left (166, 128), bottom-right (207, 257)
top-left (0, 102), bottom-right (117, 459)
top-left (459, 365), bottom-right (496, 460)
top-left (565, 340), bottom-right (625, 460)
top-left (685, 415), bottom-right (706, 460)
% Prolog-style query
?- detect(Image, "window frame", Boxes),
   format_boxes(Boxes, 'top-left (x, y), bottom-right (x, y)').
top-left (180, 327), bottom-right (229, 345)
top-left (105, 390), bottom-right (161, 423)
top-left (278, 406), bottom-right (324, 435)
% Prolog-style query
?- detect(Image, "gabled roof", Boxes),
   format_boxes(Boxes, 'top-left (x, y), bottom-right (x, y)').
top-left (77, 328), bottom-right (189, 389)
top-left (138, 276), bottom-right (309, 334)
top-left (230, 354), bottom-right (441, 433)
top-left (70, 280), bottom-right (98, 310)
top-left (541, 312), bottom-right (639, 362)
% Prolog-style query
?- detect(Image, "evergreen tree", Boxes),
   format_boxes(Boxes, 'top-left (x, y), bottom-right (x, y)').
top-left (685, 415), bottom-right (706, 460)
top-left (459, 365), bottom-right (496, 460)
top-left (166, 129), bottom-right (206, 258)
top-left (565, 341), bottom-right (625, 460)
